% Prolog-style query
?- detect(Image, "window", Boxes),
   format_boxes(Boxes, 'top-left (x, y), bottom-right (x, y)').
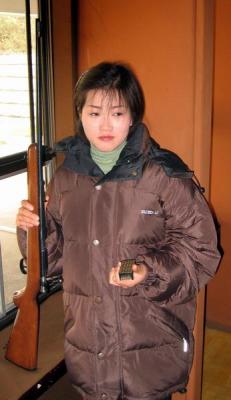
top-left (0, 15), bottom-right (36, 157)
top-left (0, 0), bottom-right (55, 323)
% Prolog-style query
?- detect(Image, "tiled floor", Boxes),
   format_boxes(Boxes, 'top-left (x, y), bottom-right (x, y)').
top-left (202, 327), bottom-right (231, 400)
top-left (40, 375), bottom-right (78, 399)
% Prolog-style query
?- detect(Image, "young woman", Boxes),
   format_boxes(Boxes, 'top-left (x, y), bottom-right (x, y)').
top-left (17, 62), bottom-right (220, 400)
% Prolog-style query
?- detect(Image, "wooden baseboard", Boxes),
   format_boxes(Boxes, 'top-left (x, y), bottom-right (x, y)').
top-left (206, 320), bottom-right (231, 333)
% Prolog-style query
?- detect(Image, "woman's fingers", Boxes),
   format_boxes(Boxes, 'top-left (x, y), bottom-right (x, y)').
top-left (17, 213), bottom-right (39, 225)
top-left (16, 199), bottom-right (40, 229)
top-left (109, 264), bottom-right (129, 288)
top-left (109, 266), bottom-right (121, 286)
top-left (109, 267), bottom-right (118, 285)
top-left (44, 195), bottom-right (49, 209)
top-left (109, 262), bottom-right (148, 288)
top-left (21, 199), bottom-right (34, 210)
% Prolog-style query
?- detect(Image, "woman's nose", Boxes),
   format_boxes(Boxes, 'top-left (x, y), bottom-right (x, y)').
top-left (100, 115), bottom-right (112, 130)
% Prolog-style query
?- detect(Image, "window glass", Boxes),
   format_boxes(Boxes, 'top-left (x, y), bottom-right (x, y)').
top-left (0, 1), bottom-right (38, 314)
top-left (0, 173), bottom-right (27, 307)
top-left (0, 1), bottom-right (55, 318)
top-left (0, 11), bottom-right (36, 157)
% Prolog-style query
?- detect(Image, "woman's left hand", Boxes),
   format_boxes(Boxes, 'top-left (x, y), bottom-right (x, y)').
top-left (109, 262), bottom-right (148, 288)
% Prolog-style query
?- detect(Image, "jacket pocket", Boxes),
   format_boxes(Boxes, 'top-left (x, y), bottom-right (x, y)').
top-left (147, 303), bottom-right (192, 363)
top-left (63, 291), bottom-right (94, 352)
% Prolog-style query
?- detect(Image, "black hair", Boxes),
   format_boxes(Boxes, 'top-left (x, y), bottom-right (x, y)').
top-left (74, 61), bottom-right (145, 137)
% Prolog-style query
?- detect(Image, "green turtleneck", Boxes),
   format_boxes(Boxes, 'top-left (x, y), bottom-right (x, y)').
top-left (90, 141), bottom-right (127, 174)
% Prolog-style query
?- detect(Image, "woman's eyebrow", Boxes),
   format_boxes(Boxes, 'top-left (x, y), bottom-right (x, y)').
top-left (87, 105), bottom-right (101, 108)
top-left (111, 105), bottom-right (126, 109)
top-left (87, 104), bottom-right (126, 109)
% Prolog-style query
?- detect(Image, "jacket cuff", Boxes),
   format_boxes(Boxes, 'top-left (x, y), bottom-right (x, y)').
top-left (136, 254), bottom-right (156, 286)
top-left (141, 271), bottom-right (156, 286)
top-left (17, 227), bottom-right (27, 261)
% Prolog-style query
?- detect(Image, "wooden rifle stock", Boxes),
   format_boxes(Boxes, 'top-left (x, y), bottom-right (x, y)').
top-left (5, 144), bottom-right (41, 370)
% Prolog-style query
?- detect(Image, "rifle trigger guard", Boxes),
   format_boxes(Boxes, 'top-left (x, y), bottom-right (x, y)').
top-left (19, 258), bottom-right (28, 274)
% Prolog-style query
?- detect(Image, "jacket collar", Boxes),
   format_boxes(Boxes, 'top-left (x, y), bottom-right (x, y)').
top-left (55, 123), bottom-right (193, 183)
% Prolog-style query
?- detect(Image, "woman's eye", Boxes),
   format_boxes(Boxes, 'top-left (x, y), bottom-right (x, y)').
top-left (113, 112), bottom-right (123, 117)
top-left (89, 112), bottom-right (99, 117)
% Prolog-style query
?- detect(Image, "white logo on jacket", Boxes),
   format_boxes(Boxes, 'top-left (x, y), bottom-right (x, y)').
top-left (140, 209), bottom-right (160, 215)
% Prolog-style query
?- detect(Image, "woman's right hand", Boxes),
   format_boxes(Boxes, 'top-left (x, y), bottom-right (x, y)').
top-left (16, 200), bottom-right (40, 231)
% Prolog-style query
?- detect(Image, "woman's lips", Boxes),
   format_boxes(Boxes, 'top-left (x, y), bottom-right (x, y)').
top-left (98, 136), bottom-right (114, 141)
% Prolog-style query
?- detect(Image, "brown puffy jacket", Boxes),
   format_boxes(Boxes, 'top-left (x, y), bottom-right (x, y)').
top-left (19, 124), bottom-right (220, 400)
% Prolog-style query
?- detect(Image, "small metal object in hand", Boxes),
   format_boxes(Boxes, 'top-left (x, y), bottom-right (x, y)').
top-left (119, 259), bottom-right (136, 280)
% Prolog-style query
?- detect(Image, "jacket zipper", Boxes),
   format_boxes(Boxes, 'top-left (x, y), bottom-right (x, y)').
top-left (114, 287), bottom-right (124, 398)
top-left (89, 183), bottom-right (98, 395)
top-left (183, 337), bottom-right (188, 352)
top-left (113, 183), bottom-right (124, 398)
top-left (170, 328), bottom-right (189, 353)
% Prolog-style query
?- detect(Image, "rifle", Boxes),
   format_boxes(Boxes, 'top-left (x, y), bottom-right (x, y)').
top-left (5, 7), bottom-right (55, 369)
top-left (5, 144), bottom-right (41, 370)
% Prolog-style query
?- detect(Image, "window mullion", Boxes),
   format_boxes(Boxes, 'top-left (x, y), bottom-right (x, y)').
top-left (0, 243), bottom-right (6, 317)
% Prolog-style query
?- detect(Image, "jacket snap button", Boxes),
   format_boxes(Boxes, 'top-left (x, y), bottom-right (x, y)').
top-left (97, 352), bottom-right (104, 359)
top-left (131, 170), bottom-right (138, 176)
top-left (95, 185), bottom-right (102, 190)
top-left (93, 239), bottom-right (100, 246)
top-left (101, 393), bottom-right (108, 399)
top-left (95, 296), bottom-right (102, 304)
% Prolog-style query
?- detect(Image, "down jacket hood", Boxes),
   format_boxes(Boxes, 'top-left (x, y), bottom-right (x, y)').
top-left (55, 123), bottom-right (193, 182)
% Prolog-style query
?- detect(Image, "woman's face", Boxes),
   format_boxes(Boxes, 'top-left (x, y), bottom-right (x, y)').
top-left (80, 89), bottom-right (132, 152)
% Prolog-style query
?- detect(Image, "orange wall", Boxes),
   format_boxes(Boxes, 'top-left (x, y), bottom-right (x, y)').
top-left (207, 0), bottom-right (231, 329)
top-left (52, 0), bottom-right (75, 139)
top-left (77, 0), bottom-right (196, 165)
